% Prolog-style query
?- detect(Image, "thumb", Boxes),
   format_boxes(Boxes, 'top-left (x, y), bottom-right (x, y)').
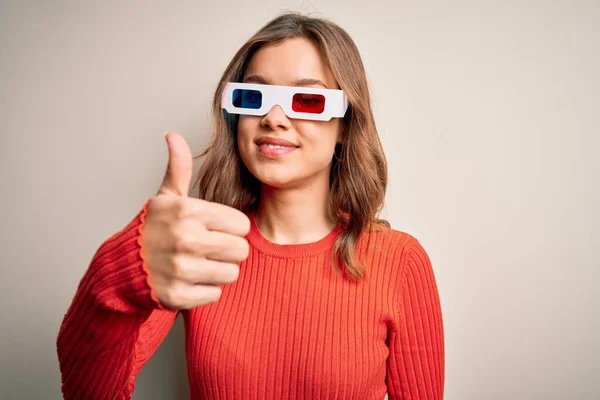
top-left (158, 132), bottom-right (193, 196)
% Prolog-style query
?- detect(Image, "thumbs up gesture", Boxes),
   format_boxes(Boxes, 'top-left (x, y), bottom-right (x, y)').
top-left (141, 132), bottom-right (251, 310)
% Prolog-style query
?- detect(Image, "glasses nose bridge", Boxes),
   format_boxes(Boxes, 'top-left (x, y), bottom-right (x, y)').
top-left (261, 102), bottom-right (291, 129)
top-left (264, 102), bottom-right (287, 118)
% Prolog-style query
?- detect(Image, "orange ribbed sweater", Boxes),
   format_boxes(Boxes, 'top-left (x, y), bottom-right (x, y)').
top-left (57, 201), bottom-right (444, 399)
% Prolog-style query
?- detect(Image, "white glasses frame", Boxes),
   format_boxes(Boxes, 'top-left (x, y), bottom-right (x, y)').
top-left (221, 82), bottom-right (349, 122)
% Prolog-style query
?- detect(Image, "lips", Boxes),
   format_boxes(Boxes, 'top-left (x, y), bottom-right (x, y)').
top-left (255, 137), bottom-right (299, 147)
top-left (255, 136), bottom-right (299, 158)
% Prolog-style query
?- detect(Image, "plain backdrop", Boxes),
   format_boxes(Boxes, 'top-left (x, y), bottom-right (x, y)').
top-left (1, 1), bottom-right (598, 399)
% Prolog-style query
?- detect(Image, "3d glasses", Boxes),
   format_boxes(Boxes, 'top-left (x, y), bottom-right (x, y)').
top-left (221, 82), bottom-right (349, 121)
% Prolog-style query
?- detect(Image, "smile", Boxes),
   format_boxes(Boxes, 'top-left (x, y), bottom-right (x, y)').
top-left (257, 143), bottom-right (298, 158)
top-left (255, 136), bottom-right (299, 159)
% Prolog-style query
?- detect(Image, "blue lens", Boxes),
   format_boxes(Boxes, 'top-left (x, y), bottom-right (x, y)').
top-left (232, 89), bottom-right (262, 109)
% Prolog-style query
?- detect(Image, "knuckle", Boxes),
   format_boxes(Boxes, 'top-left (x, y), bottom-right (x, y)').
top-left (170, 221), bottom-right (198, 254)
top-left (161, 286), bottom-right (184, 309)
top-left (192, 199), bottom-right (209, 220)
top-left (172, 199), bottom-right (191, 220)
top-left (195, 231), bottom-right (210, 250)
top-left (198, 206), bottom-right (218, 231)
top-left (170, 256), bottom-right (187, 279)
top-left (196, 231), bottom-right (216, 257)
top-left (168, 253), bottom-right (187, 279)
top-left (171, 231), bottom-right (190, 254)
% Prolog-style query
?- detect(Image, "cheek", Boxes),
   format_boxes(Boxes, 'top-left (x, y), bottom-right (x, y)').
top-left (237, 117), bottom-right (253, 142)
top-left (236, 117), bottom-right (257, 156)
top-left (298, 120), bottom-right (340, 158)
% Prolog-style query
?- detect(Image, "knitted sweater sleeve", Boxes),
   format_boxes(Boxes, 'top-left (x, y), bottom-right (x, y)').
top-left (386, 237), bottom-right (445, 399)
top-left (56, 200), bottom-right (177, 400)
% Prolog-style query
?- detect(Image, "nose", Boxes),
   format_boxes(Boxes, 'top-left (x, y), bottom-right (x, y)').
top-left (260, 105), bottom-right (291, 130)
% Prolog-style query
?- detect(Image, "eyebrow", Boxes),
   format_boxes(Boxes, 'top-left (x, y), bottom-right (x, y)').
top-left (243, 74), bottom-right (329, 89)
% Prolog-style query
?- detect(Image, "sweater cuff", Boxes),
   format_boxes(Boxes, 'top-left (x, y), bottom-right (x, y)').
top-left (87, 199), bottom-right (166, 313)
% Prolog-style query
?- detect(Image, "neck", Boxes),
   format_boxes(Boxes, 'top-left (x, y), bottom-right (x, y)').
top-left (255, 179), bottom-right (336, 245)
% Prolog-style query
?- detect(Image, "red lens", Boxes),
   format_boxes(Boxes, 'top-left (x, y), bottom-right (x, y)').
top-left (292, 93), bottom-right (325, 114)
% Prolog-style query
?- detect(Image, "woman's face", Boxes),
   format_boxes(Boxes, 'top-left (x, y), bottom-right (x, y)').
top-left (237, 37), bottom-right (342, 189)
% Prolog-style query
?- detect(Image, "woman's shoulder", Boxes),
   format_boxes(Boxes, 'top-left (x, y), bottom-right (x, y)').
top-left (358, 222), bottom-right (430, 265)
top-left (362, 222), bottom-right (418, 246)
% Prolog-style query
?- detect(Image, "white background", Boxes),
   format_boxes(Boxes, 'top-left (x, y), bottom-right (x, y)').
top-left (1, 1), bottom-right (598, 399)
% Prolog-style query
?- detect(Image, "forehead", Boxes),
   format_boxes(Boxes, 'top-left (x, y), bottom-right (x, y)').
top-left (243, 37), bottom-right (338, 89)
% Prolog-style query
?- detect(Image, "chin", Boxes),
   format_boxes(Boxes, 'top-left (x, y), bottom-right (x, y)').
top-left (246, 158), bottom-right (332, 190)
top-left (254, 170), bottom-right (300, 189)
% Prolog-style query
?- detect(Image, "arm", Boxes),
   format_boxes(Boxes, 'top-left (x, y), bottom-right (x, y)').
top-left (56, 201), bottom-right (177, 400)
top-left (386, 238), bottom-right (445, 399)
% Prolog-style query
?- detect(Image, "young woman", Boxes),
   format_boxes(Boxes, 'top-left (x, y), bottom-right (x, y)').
top-left (57, 12), bottom-right (444, 400)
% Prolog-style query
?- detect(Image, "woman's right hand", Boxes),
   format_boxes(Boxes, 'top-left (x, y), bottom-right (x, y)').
top-left (140, 132), bottom-right (250, 310)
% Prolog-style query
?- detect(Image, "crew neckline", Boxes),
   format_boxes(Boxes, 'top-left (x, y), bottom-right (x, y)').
top-left (245, 212), bottom-right (342, 258)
